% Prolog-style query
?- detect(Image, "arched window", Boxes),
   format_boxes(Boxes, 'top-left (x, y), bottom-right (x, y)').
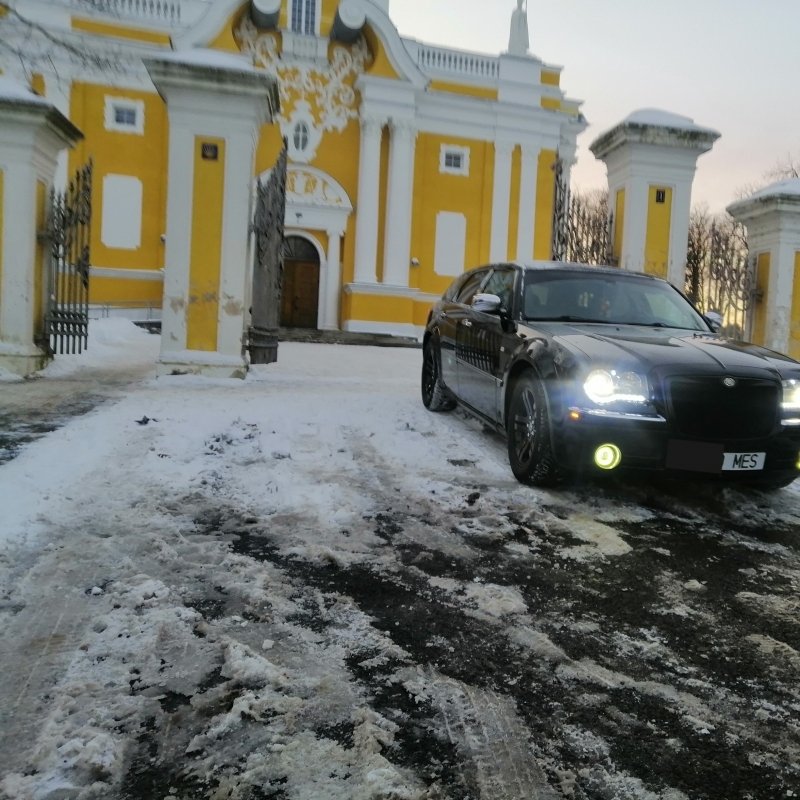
top-left (291, 0), bottom-right (316, 35)
top-left (293, 122), bottom-right (310, 153)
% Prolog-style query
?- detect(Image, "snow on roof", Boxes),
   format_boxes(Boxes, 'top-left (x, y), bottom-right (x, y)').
top-left (0, 76), bottom-right (49, 105)
top-left (159, 48), bottom-right (257, 73)
top-left (624, 108), bottom-right (718, 136)
top-left (747, 177), bottom-right (800, 201)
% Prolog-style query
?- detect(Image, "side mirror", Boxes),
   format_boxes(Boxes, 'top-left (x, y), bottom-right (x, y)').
top-left (472, 293), bottom-right (503, 314)
top-left (704, 311), bottom-right (723, 333)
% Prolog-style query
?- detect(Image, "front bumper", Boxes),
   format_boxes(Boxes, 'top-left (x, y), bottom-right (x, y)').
top-left (552, 407), bottom-right (800, 481)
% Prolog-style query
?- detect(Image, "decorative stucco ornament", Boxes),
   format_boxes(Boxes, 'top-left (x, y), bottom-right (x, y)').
top-left (235, 16), bottom-right (370, 163)
top-left (508, 0), bottom-right (530, 56)
top-left (287, 167), bottom-right (350, 208)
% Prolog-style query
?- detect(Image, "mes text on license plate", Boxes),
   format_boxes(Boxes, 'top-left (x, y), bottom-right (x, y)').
top-left (722, 452), bottom-right (765, 471)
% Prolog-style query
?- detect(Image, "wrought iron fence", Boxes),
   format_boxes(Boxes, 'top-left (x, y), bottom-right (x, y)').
top-left (686, 218), bottom-right (754, 340)
top-left (43, 161), bottom-right (93, 355)
top-left (551, 159), bottom-right (615, 266)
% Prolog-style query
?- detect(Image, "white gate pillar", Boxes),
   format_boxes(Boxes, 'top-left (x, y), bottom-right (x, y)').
top-left (145, 51), bottom-right (278, 379)
top-left (0, 78), bottom-right (82, 377)
top-left (728, 181), bottom-right (800, 356)
top-left (591, 110), bottom-right (719, 287)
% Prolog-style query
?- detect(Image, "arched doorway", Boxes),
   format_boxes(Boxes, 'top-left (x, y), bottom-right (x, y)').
top-left (281, 236), bottom-right (321, 329)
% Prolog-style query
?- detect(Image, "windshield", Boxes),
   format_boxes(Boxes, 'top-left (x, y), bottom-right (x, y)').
top-left (522, 272), bottom-right (709, 332)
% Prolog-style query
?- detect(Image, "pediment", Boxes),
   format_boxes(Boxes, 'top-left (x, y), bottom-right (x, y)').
top-left (285, 165), bottom-right (353, 210)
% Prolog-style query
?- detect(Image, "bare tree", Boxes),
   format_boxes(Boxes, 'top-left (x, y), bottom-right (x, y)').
top-left (686, 205), bottom-right (753, 338)
top-left (560, 187), bottom-right (614, 266)
top-left (0, 1), bottom-right (130, 83)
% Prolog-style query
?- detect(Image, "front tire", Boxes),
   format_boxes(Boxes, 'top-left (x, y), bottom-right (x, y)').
top-left (507, 374), bottom-right (562, 486)
top-left (422, 338), bottom-right (455, 412)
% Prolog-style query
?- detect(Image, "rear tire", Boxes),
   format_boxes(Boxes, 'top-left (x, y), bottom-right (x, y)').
top-left (422, 338), bottom-right (455, 412)
top-left (507, 374), bottom-right (563, 486)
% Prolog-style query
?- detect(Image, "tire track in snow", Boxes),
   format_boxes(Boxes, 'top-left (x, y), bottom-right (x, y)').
top-left (408, 668), bottom-right (559, 800)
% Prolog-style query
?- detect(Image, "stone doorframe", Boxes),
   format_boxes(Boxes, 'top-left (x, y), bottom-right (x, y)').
top-left (258, 164), bottom-right (352, 331)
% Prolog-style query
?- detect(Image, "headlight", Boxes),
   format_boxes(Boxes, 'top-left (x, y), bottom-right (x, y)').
top-left (584, 369), bottom-right (648, 405)
top-left (782, 379), bottom-right (800, 411)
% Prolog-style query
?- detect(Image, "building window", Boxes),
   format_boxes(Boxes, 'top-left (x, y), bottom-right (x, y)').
top-left (104, 97), bottom-right (144, 135)
top-left (440, 145), bottom-right (470, 177)
top-left (293, 122), bottom-right (310, 153)
top-left (291, 0), bottom-right (317, 35)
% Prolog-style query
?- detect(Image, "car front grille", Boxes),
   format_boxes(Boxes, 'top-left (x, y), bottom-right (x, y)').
top-left (666, 377), bottom-right (779, 440)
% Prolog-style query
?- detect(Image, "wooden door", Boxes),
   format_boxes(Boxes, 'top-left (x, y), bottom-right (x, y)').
top-left (281, 260), bottom-right (320, 329)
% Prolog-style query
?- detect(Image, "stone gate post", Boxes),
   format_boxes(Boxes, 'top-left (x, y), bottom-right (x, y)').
top-left (590, 109), bottom-right (719, 288)
top-left (145, 51), bottom-right (278, 378)
top-left (728, 181), bottom-right (800, 356)
top-left (0, 77), bottom-right (82, 377)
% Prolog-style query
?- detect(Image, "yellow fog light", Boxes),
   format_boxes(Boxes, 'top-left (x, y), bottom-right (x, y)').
top-left (594, 444), bottom-right (622, 471)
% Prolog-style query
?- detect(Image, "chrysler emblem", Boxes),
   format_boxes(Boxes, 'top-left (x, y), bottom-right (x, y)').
top-left (723, 377), bottom-right (737, 388)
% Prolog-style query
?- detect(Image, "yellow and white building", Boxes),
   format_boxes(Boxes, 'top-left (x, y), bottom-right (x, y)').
top-left (1, 0), bottom-right (586, 339)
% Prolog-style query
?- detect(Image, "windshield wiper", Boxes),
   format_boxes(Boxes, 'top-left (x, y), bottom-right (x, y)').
top-left (526, 315), bottom-right (606, 323)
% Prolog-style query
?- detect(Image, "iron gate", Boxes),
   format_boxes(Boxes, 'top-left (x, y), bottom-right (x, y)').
top-left (551, 157), bottom-right (615, 266)
top-left (248, 144), bottom-right (287, 365)
top-left (42, 161), bottom-right (93, 355)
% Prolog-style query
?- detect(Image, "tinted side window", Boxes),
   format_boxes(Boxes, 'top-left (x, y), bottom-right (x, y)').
top-left (482, 268), bottom-right (517, 310)
top-left (455, 270), bottom-right (489, 305)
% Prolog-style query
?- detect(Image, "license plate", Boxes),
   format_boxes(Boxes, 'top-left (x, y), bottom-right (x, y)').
top-left (722, 452), bottom-right (765, 471)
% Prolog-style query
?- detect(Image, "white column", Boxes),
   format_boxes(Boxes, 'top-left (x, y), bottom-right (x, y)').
top-left (382, 119), bottom-right (416, 287)
top-left (516, 144), bottom-right (539, 261)
top-left (667, 183), bottom-right (693, 288)
top-left (322, 228), bottom-right (343, 329)
top-left (621, 178), bottom-right (649, 273)
top-left (490, 140), bottom-right (514, 263)
top-left (353, 115), bottom-right (384, 284)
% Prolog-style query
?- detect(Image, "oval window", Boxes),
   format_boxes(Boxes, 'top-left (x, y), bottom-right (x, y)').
top-left (293, 122), bottom-right (310, 153)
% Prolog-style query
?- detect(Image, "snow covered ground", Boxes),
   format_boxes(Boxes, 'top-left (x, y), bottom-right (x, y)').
top-left (1, 321), bottom-right (799, 799)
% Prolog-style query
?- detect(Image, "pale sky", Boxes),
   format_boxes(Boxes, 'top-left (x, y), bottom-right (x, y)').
top-left (389, 0), bottom-right (800, 214)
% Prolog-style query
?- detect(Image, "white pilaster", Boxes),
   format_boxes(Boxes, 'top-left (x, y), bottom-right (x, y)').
top-left (145, 51), bottom-right (278, 378)
top-left (729, 184), bottom-right (800, 354)
top-left (591, 110), bottom-right (719, 283)
top-left (322, 228), bottom-right (343, 329)
top-left (0, 82), bottom-right (82, 376)
top-left (490, 140), bottom-right (514, 263)
top-left (353, 115), bottom-right (384, 284)
top-left (382, 119), bottom-right (416, 287)
top-left (620, 178), bottom-right (649, 274)
top-left (516, 144), bottom-right (539, 262)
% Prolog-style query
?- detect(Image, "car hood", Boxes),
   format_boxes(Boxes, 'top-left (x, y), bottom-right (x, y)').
top-left (530, 323), bottom-right (800, 377)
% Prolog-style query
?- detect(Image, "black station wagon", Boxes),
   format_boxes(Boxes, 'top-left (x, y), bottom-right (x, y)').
top-left (421, 261), bottom-right (800, 489)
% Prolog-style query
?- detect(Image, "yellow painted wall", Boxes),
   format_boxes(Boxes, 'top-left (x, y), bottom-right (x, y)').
top-left (644, 185), bottom-right (672, 278)
top-left (428, 81), bottom-right (498, 101)
top-left (613, 188), bottom-right (625, 264)
top-left (506, 146), bottom-right (521, 259)
top-left (752, 252), bottom-right (770, 346)
top-left (375, 127), bottom-right (390, 283)
top-left (68, 82), bottom-right (168, 306)
top-left (409, 133), bottom-right (493, 298)
top-left (33, 180), bottom-right (47, 338)
top-left (209, 5), bottom-right (248, 51)
top-left (534, 149), bottom-right (556, 260)
top-left (363, 25), bottom-right (399, 79)
top-left (71, 17), bottom-right (171, 45)
top-left (187, 137), bottom-right (225, 352)
top-left (343, 290), bottom-right (414, 323)
top-left (790, 251), bottom-right (800, 359)
top-left (541, 70), bottom-right (560, 87)
top-left (89, 277), bottom-right (164, 306)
